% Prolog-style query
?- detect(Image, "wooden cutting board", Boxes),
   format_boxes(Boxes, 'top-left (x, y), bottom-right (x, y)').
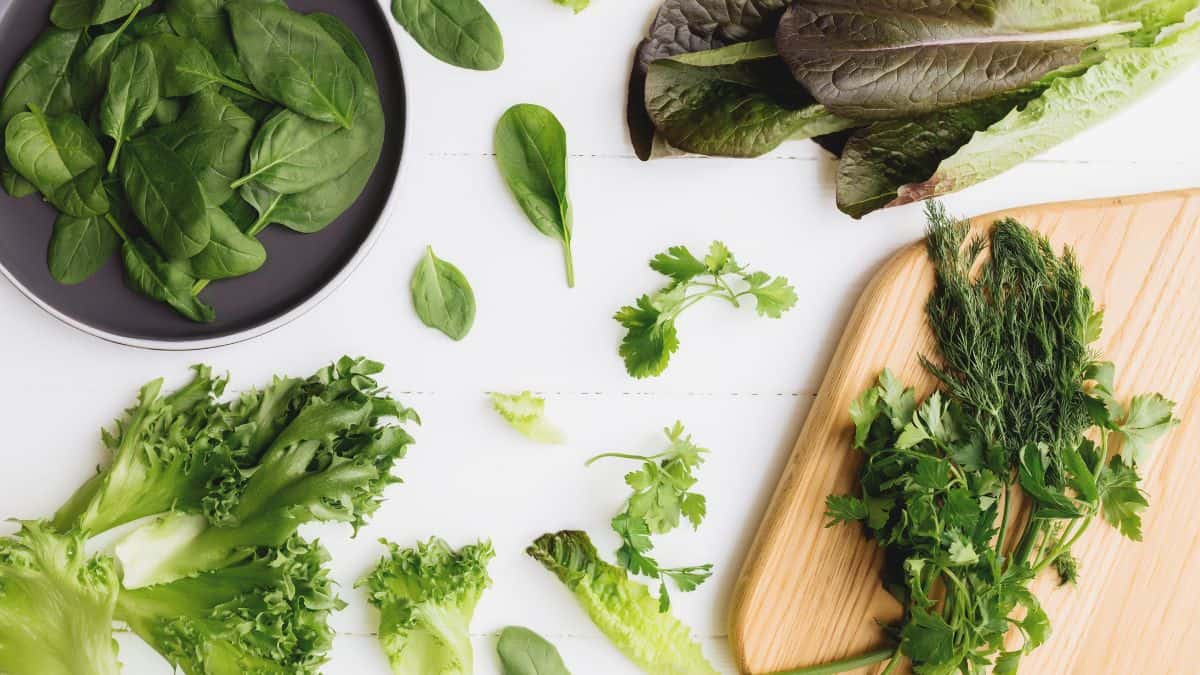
top-left (730, 190), bottom-right (1200, 675)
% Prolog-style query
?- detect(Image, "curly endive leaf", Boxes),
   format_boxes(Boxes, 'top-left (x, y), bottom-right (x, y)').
top-left (490, 391), bottom-right (566, 444)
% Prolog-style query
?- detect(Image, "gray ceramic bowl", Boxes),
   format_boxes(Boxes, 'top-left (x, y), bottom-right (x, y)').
top-left (0, 0), bottom-right (406, 349)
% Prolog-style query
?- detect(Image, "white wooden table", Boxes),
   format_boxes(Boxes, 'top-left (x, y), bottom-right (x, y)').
top-left (2, 2), bottom-right (1199, 673)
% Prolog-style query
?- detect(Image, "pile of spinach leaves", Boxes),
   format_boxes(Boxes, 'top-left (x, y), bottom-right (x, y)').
top-left (1, 0), bottom-right (386, 322)
top-left (628, 0), bottom-right (1200, 217)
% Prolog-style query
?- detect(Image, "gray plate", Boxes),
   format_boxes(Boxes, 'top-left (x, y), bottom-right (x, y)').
top-left (0, 0), bottom-right (405, 349)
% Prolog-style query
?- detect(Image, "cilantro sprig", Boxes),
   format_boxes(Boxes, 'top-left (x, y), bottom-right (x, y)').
top-left (587, 422), bottom-right (713, 611)
top-left (792, 207), bottom-right (1181, 675)
top-left (615, 242), bottom-right (797, 378)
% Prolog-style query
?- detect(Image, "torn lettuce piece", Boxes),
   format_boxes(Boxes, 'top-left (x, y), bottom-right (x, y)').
top-left (527, 530), bottom-right (719, 675)
top-left (360, 538), bottom-right (495, 675)
top-left (490, 391), bottom-right (566, 444)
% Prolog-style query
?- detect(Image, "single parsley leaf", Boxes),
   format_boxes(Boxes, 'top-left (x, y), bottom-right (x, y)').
top-left (824, 494), bottom-right (867, 526)
top-left (849, 387), bottom-right (880, 449)
top-left (1098, 455), bottom-right (1149, 541)
top-left (615, 296), bottom-right (679, 378)
top-left (745, 274), bottom-right (799, 318)
top-left (649, 245), bottom-right (707, 282)
top-left (1118, 393), bottom-right (1179, 465)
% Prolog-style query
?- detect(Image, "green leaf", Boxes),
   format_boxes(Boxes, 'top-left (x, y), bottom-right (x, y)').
top-left (703, 241), bottom-right (736, 274)
top-left (227, 2), bottom-right (363, 127)
top-left (824, 494), bottom-right (867, 526)
top-left (1062, 441), bottom-right (1099, 503)
top-left (849, 387), bottom-right (880, 449)
top-left (165, 0), bottom-right (251, 83)
top-left (553, 0), bottom-right (589, 12)
top-left (47, 211), bottom-right (121, 285)
top-left (1118, 393), bottom-right (1179, 465)
top-left (119, 134), bottom-right (212, 259)
top-left (72, 12), bottom-right (141, 111)
top-left (877, 370), bottom-right (916, 430)
top-left (122, 239), bottom-right (215, 323)
top-left (745, 274), bottom-right (798, 318)
top-left (390, 0), bottom-right (504, 71)
top-left (615, 296), bottom-right (678, 379)
top-left (50, 0), bottom-right (152, 29)
top-left (1018, 444), bottom-right (1084, 520)
top-left (489, 391), bottom-right (566, 444)
top-left (1098, 455), bottom-right (1149, 541)
top-left (650, 246), bottom-right (707, 283)
top-left (234, 108), bottom-right (373, 194)
top-left (148, 89), bottom-right (255, 207)
top-left (495, 103), bottom-right (574, 287)
top-left (100, 42), bottom-right (159, 173)
top-left (190, 207), bottom-right (267, 281)
top-left (901, 607), bottom-right (955, 665)
top-left (411, 246), bottom-right (476, 341)
top-left (5, 107), bottom-right (108, 217)
top-left (895, 422), bottom-right (931, 450)
top-left (497, 626), bottom-right (571, 675)
top-left (644, 40), bottom-right (858, 158)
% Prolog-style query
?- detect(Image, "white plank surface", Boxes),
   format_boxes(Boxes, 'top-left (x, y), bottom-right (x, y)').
top-left (2, 1), bottom-right (1200, 673)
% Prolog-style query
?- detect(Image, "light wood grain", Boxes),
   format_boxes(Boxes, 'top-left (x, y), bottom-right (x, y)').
top-left (729, 189), bottom-right (1200, 675)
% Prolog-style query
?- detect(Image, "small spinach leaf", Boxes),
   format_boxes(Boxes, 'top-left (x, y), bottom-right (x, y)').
top-left (47, 165), bottom-right (110, 217)
top-left (48, 210), bottom-right (121, 284)
top-left (122, 237), bottom-right (215, 322)
top-left (101, 41), bottom-right (159, 172)
top-left (72, 10), bottom-right (141, 110)
top-left (119, 134), bottom-right (211, 259)
top-left (497, 626), bottom-right (571, 675)
top-left (142, 34), bottom-right (261, 101)
top-left (165, 0), bottom-right (250, 84)
top-left (411, 246), bottom-right (475, 341)
top-left (227, 1), bottom-right (362, 127)
top-left (494, 104), bottom-right (574, 288)
top-left (190, 206), bottom-right (266, 280)
top-left (390, 0), bottom-right (504, 71)
top-left (5, 106), bottom-right (107, 215)
top-left (233, 109), bottom-right (370, 194)
top-left (51, 0), bottom-right (153, 29)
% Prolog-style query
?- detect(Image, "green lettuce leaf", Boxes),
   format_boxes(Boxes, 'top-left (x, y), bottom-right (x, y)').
top-left (490, 391), bottom-right (566, 444)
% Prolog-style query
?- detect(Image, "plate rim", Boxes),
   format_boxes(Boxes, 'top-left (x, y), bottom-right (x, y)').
top-left (0, 1), bottom-right (408, 352)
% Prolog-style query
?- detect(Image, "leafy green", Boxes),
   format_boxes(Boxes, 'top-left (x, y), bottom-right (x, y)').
top-left (644, 40), bottom-right (857, 158)
top-left (165, 0), bottom-right (251, 84)
top-left (495, 103), bottom-right (575, 287)
top-left (497, 626), bottom-right (571, 675)
top-left (809, 207), bottom-right (1181, 674)
top-left (100, 41), bottom-right (159, 172)
top-left (5, 105), bottom-right (109, 217)
top-left (587, 422), bottom-right (712, 611)
top-left (0, 522), bottom-right (121, 675)
top-left (149, 89), bottom-right (256, 206)
top-left (50, 0), bottom-right (152, 29)
top-left (227, 1), bottom-right (362, 128)
top-left (615, 242), bottom-right (797, 378)
top-left (116, 536), bottom-right (343, 675)
top-left (190, 206), bottom-right (267, 281)
top-left (0, 27), bottom-right (87, 196)
top-left (72, 11), bottom-right (142, 111)
top-left (527, 531), bottom-right (719, 675)
top-left (411, 246), bottom-right (476, 341)
top-left (490, 391), bottom-right (566, 444)
top-left (390, 0), bottom-right (504, 71)
top-left (122, 237), bottom-right (216, 322)
top-left (360, 538), bottom-right (494, 675)
top-left (119, 134), bottom-right (211, 259)
top-left (774, 0), bottom-right (1133, 119)
top-left (233, 108), bottom-right (373, 195)
top-left (48, 210), bottom-right (121, 284)
top-left (552, 0), bottom-right (589, 12)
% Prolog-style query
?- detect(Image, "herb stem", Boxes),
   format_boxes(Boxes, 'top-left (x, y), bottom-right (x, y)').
top-left (562, 241), bottom-right (575, 289)
top-left (104, 214), bottom-right (129, 243)
top-left (221, 78), bottom-right (269, 102)
top-left (716, 275), bottom-right (741, 308)
top-left (584, 452), bottom-right (649, 466)
top-left (767, 647), bottom-right (896, 675)
top-left (192, 280), bottom-right (210, 296)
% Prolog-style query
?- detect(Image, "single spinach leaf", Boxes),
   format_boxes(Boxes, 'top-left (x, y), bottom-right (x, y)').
top-left (497, 626), bottom-right (571, 675)
top-left (227, 1), bottom-right (362, 127)
top-left (495, 104), bottom-right (574, 288)
top-left (72, 11), bottom-right (141, 110)
top-left (390, 0), bottom-right (504, 71)
top-left (51, 0), bottom-right (153, 29)
top-left (151, 98), bottom-right (184, 127)
top-left (48, 210), bottom-right (121, 284)
top-left (119, 134), bottom-right (211, 259)
top-left (149, 89), bottom-right (254, 205)
top-left (0, 27), bottom-right (87, 197)
top-left (122, 237), bottom-right (215, 322)
top-left (190, 206), bottom-right (266, 280)
top-left (5, 106), bottom-right (108, 215)
top-left (141, 34), bottom-right (259, 100)
top-left (101, 41), bottom-right (159, 172)
top-left (309, 12), bottom-right (376, 83)
top-left (628, 0), bottom-right (787, 159)
top-left (128, 12), bottom-right (176, 38)
top-left (165, 0), bottom-right (250, 83)
top-left (411, 246), bottom-right (476, 341)
top-left (644, 40), bottom-right (858, 157)
top-left (775, 1), bottom-right (1135, 119)
top-left (234, 108), bottom-right (372, 194)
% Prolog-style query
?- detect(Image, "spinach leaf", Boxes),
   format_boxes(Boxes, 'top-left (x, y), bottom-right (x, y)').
top-left (128, 12), bottom-right (176, 38)
top-left (411, 246), bottom-right (475, 341)
top-left (101, 42), bottom-right (159, 172)
top-left (47, 165), bottom-right (110, 217)
top-left (150, 89), bottom-right (254, 205)
top-left (165, 0), bottom-right (249, 84)
top-left (0, 28), bottom-right (87, 197)
top-left (48, 210), bottom-right (121, 284)
top-left (227, 1), bottom-right (362, 128)
top-left (628, 0), bottom-right (787, 159)
top-left (495, 104), bottom-right (574, 288)
top-left (141, 34), bottom-right (261, 101)
top-left (4, 106), bottom-right (108, 216)
top-left (119, 134), bottom-right (211, 259)
top-left (234, 109), bottom-right (372, 195)
top-left (122, 237), bottom-right (215, 322)
top-left (497, 626), bottom-right (571, 675)
top-left (309, 13), bottom-right (376, 82)
top-left (775, 1), bottom-right (1135, 118)
top-left (72, 10), bottom-right (141, 111)
top-left (644, 41), bottom-right (858, 157)
top-left (190, 206), bottom-right (266, 280)
top-left (51, 0), bottom-right (153, 29)
top-left (151, 98), bottom-right (183, 127)
top-left (390, 0), bottom-right (504, 71)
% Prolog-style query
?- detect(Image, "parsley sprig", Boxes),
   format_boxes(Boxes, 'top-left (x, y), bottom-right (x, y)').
top-left (615, 242), bottom-right (798, 378)
top-left (790, 206), bottom-right (1181, 675)
top-left (587, 422), bottom-right (713, 611)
